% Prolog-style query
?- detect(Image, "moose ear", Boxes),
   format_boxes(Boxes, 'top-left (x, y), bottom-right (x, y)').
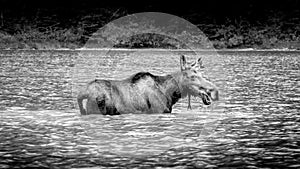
top-left (190, 57), bottom-right (204, 69)
top-left (197, 57), bottom-right (205, 69)
top-left (180, 55), bottom-right (187, 71)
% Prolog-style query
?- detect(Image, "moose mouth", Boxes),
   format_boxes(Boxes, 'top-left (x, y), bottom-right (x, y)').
top-left (200, 91), bottom-right (212, 105)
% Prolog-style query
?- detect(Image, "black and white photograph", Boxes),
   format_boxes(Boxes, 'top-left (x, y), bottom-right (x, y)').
top-left (0, 0), bottom-right (299, 168)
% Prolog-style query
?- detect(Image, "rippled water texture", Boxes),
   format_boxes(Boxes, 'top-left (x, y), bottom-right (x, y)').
top-left (0, 50), bottom-right (299, 168)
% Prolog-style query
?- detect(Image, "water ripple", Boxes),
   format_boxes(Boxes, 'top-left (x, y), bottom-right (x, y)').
top-left (0, 50), bottom-right (299, 168)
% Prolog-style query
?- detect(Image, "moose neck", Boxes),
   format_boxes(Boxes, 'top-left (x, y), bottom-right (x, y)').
top-left (160, 72), bottom-right (183, 107)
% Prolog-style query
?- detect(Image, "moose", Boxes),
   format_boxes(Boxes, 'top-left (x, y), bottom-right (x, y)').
top-left (77, 55), bottom-right (219, 115)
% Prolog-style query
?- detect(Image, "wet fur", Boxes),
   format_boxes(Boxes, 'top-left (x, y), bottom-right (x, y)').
top-left (77, 72), bottom-right (182, 115)
top-left (77, 55), bottom-right (219, 115)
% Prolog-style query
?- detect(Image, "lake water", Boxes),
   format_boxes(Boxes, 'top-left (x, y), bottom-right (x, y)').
top-left (0, 49), bottom-right (299, 168)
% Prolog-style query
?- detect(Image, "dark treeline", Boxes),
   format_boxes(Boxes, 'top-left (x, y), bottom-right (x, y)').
top-left (0, 0), bottom-right (299, 49)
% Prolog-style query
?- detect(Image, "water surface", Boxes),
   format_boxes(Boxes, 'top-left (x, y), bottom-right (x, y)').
top-left (0, 50), bottom-right (299, 168)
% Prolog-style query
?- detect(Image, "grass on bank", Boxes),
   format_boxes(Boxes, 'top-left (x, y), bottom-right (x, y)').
top-left (0, 23), bottom-right (299, 50)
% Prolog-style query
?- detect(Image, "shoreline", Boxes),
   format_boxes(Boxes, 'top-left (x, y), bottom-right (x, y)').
top-left (1, 48), bottom-right (299, 52)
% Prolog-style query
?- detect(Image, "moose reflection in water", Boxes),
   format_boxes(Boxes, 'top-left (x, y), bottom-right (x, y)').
top-left (77, 55), bottom-right (219, 115)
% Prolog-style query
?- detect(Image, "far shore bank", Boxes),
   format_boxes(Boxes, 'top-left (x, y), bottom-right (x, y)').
top-left (1, 47), bottom-right (299, 52)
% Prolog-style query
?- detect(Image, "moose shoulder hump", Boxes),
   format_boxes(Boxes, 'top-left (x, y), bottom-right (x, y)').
top-left (130, 72), bottom-right (171, 84)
